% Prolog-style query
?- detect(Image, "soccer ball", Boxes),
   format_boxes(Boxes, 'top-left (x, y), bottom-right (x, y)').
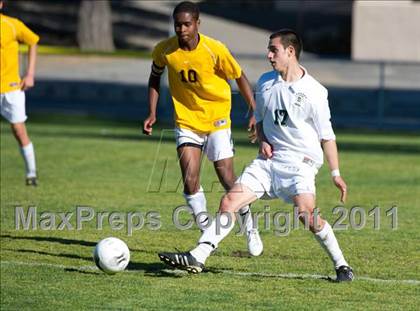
top-left (93, 237), bottom-right (130, 274)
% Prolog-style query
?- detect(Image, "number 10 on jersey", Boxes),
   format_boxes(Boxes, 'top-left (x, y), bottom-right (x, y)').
top-left (180, 69), bottom-right (197, 83)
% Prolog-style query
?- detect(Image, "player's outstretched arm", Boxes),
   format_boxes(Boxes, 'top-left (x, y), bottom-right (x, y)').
top-left (143, 72), bottom-right (161, 135)
top-left (235, 72), bottom-right (257, 141)
top-left (322, 139), bottom-right (348, 203)
top-left (20, 43), bottom-right (37, 91)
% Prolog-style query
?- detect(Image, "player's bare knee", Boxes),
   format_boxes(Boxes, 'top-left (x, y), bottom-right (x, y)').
top-left (297, 207), bottom-right (314, 231)
top-left (11, 124), bottom-right (29, 146)
top-left (11, 123), bottom-right (21, 135)
top-left (298, 210), bottom-right (325, 233)
top-left (298, 210), bottom-right (309, 226)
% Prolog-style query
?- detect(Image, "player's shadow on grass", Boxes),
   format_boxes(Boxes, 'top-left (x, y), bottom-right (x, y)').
top-left (2, 233), bottom-right (162, 257)
top-left (4, 246), bottom-right (175, 277)
top-left (3, 247), bottom-right (98, 275)
top-left (6, 248), bottom-right (92, 261)
top-left (1, 234), bottom-right (96, 247)
top-left (2, 234), bottom-right (179, 277)
top-left (127, 261), bottom-right (185, 278)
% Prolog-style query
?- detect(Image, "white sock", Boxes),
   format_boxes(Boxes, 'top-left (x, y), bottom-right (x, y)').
top-left (238, 205), bottom-right (254, 232)
top-left (184, 186), bottom-right (208, 226)
top-left (190, 243), bottom-right (214, 264)
top-left (314, 222), bottom-right (348, 269)
top-left (20, 142), bottom-right (36, 178)
top-left (193, 214), bottom-right (235, 264)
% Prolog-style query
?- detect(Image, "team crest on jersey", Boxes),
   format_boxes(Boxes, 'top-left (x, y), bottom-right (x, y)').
top-left (294, 92), bottom-right (307, 107)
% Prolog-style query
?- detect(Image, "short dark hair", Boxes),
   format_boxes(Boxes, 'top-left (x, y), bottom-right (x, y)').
top-left (270, 29), bottom-right (303, 60)
top-left (173, 1), bottom-right (200, 20)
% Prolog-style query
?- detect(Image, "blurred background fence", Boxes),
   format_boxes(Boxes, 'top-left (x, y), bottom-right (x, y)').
top-left (25, 58), bottom-right (420, 130)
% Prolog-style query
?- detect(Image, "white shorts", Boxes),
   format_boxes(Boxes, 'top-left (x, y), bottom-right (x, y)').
top-left (236, 155), bottom-right (318, 204)
top-left (0, 90), bottom-right (27, 124)
top-left (175, 127), bottom-right (234, 162)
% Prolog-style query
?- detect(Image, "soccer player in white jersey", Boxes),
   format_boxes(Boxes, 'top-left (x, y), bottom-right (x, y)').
top-left (159, 29), bottom-right (354, 282)
top-left (143, 1), bottom-right (263, 256)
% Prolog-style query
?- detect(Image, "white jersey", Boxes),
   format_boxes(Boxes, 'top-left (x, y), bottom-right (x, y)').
top-left (255, 67), bottom-right (335, 167)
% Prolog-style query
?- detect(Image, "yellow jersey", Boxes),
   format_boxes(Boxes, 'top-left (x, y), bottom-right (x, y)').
top-left (0, 14), bottom-right (39, 93)
top-left (152, 34), bottom-right (242, 133)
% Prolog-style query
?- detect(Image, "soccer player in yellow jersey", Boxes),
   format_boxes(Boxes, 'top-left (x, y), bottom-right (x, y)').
top-left (143, 1), bottom-right (263, 256)
top-left (0, 0), bottom-right (39, 186)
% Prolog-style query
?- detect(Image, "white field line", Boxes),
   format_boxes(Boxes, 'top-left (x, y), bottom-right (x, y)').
top-left (220, 270), bottom-right (420, 285)
top-left (1, 260), bottom-right (419, 285)
top-left (1, 260), bottom-right (97, 272)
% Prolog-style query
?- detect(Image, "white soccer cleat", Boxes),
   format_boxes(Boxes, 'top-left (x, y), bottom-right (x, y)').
top-left (247, 228), bottom-right (263, 256)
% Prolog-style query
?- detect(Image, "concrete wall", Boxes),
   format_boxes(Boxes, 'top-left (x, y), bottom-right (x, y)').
top-left (352, 0), bottom-right (420, 62)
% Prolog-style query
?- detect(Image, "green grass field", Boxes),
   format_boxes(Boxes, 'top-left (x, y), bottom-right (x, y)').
top-left (1, 118), bottom-right (419, 310)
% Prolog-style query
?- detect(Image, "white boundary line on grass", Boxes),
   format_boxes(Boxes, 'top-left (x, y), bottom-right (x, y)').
top-left (221, 270), bottom-right (420, 285)
top-left (0, 260), bottom-right (97, 272)
top-left (1, 260), bottom-right (419, 285)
